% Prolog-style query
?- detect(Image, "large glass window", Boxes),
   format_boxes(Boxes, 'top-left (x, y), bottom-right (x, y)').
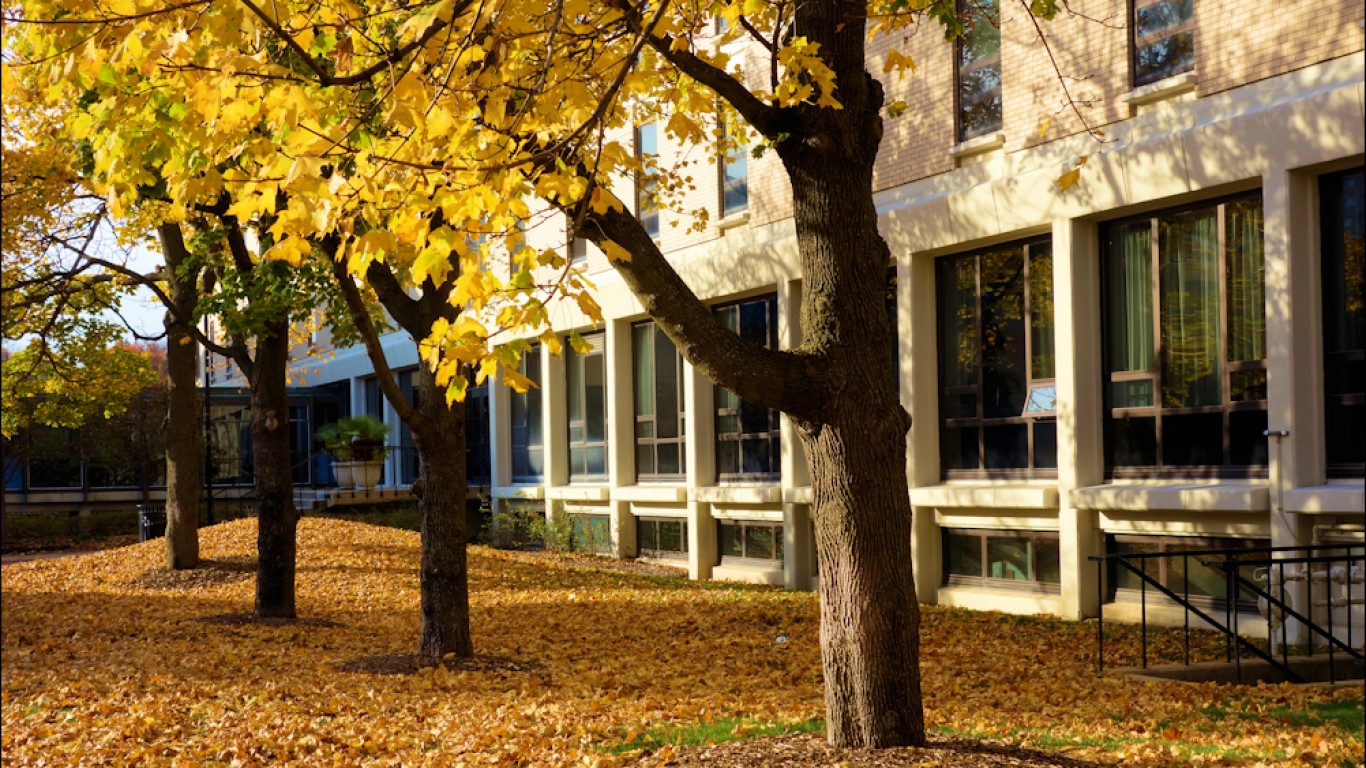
top-left (1106, 535), bottom-right (1266, 610)
top-left (1102, 194), bottom-right (1267, 475)
top-left (719, 117), bottom-right (748, 217)
top-left (1132, 0), bottom-right (1195, 86)
top-left (567, 332), bottom-right (607, 481)
top-left (633, 322), bottom-right (686, 481)
top-left (937, 238), bottom-right (1057, 477)
top-left (510, 347), bottom-right (544, 483)
top-left (397, 370), bottom-right (420, 485)
top-left (719, 520), bottom-right (784, 564)
top-left (1321, 169), bottom-right (1365, 476)
top-left (465, 381), bottom-right (491, 487)
top-left (943, 528), bottom-right (1061, 592)
top-left (636, 122), bottom-right (660, 240)
top-left (956, 0), bottom-right (1002, 141)
top-left (637, 517), bottom-right (688, 560)
top-left (714, 295), bottom-right (781, 481)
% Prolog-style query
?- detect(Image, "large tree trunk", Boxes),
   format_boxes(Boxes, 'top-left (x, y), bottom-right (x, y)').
top-left (251, 317), bottom-right (298, 618)
top-left (779, 4), bottom-right (924, 747)
top-left (158, 224), bottom-right (201, 569)
top-left (411, 364), bottom-right (473, 658)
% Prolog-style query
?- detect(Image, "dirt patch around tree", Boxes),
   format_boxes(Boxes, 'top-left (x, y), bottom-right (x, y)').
top-left (336, 653), bottom-right (542, 676)
top-left (640, 732), bottom-right (1106, 767)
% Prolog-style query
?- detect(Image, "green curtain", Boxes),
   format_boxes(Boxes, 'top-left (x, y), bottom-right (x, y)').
top-left (632, 324), bottom-right (654, 418)
top-left (1106, 222), bottom-right (1154, 374)
top-left (938, 256), bottom-right (979, 390)
top-left (1160, 209), bottom-right (1220, 407)
top-left (1225, 199), bottom-right (1266, 364)
top-left (1030, 243), bottom-right (1056, 379)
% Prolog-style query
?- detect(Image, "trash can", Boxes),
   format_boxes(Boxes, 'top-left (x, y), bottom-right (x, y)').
top-left (138, 505), bottom-right (167, 542)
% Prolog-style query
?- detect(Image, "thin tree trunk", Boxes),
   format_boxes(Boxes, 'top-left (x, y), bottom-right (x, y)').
top-left (158, 224), bottom-right (200, 570)
top-left (251, 317), bottom-right (297, 618)
top-left (411, 364), bottom-right (473, 658)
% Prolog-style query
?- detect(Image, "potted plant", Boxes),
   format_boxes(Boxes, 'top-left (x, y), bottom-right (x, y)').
top-left (337, 415), bottom-right (389, 490)
top-left (316, 421), bottom-right (356, 489)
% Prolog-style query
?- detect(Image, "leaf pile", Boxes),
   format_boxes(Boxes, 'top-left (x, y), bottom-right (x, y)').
top-left (3, 518), bottom-right (1360, 766)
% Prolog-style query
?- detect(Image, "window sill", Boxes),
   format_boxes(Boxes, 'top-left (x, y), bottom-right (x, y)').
top-left (1120, 72), bottom-right (1197, 109)
top-left (911, 483), bottom-right (1059, 510)
top-left (783, 486), bottom-right (813, 505)
top-left (948, 131), bottom-right (1005, 159)
top-left (713, 562), bottom-right (784, 587)
top-left (493, 484), bottom-right (545, 500)
top-left (695, 485), bottom-right (783, 505)
top-left (547, 484), bottom-right (611, 502)
top-left (936, 586), bottom-right (1063, 615)
top-left (1070, 481), bottom-right (1268, 513)
top-left (616, 485), bottom-right (688, 503)
top-left (1283, 481), bottom-right (1365, 515)
top-left (717, 211), bottom-right (750, 232)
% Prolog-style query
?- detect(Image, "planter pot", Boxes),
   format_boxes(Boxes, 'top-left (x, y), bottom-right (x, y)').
top-left (353, 460), bottom-right (384, 491)
top-left (332, 460), bottom-right (357, 490)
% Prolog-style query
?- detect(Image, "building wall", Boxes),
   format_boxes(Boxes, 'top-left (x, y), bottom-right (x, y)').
top-left (297, 14), bottom-right (1365, 627)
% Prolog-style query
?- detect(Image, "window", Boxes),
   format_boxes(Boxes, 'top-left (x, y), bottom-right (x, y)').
top-left (719, 520), bottom-right (784, 564)
top-left (571, 514), bottom-right (612, 554)
top-left (633, 321), bottom-right (686, 480)
top-left (465, 380), bottom-right (491, 487)
top-left (714, 295), bottom-right (781, 481)
top-left (636, 123), bottom-right (660, 240)
top-left (936, 238), bottom-right (1057, 476)
top-left (1102, 193), bottom-right (1267, 475)
top-left (569, 235), bottom-right (588, 265)
top-left (566, 332), bottom-right (607, 481)
top-left (398, 370), bottom-right (420, 485)
top-left (956, 0), bottom-right (1002, 141)
top-left (1106, 535), bottom-right (1266, 610)
top-left (719, 117), bottom-right (748, 217)
top-left (510, 347), bottom-right (544, 483)
top-left (637, 517), bottom-right (688, 560)
top-left (1321, 169), bottom-right (1365, 476)
top-left (1132, 0), bottom-right (1195, 86)
top-left (943, 528), bottom-right (1061, 592)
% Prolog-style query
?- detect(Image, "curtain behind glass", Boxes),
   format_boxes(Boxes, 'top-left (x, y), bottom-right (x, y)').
top-left (1106, 223), bottom-right (1154, 373)
top-left (1030, 243), bottom-right (1056, 379)
top-left (1225, 199), bottom-right (1265, 364)
top-left (1160, 209), bottom-right (1220, 407)
top-left (937, 256), bottom-right (978, 389)
top-left (632, 324), bottom-right (654, 418)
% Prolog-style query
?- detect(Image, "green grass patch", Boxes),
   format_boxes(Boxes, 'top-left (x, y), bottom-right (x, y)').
top-left (604, 717), bottom-right (825, 754)
top-left (1269, 700), bottom-right (1365, 734)
top-left (932, 724), bottom-right (1284, 763)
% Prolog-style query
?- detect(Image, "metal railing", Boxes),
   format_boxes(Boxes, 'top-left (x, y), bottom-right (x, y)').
top-left (1091, 543), bottom-right (1365, 683)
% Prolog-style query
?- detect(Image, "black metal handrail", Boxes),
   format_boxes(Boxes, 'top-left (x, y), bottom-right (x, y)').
top-left (1090, 543), bottom-right (1364, 684)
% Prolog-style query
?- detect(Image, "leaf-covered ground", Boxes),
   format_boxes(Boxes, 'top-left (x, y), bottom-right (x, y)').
top-left (1, 518), bottom-right (1360, 767)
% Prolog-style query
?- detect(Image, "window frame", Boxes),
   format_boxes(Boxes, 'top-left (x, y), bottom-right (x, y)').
top-left (955, 0), bottom-right (1003, 142)
top-left (510, 346), bottom-right (544, 483)
top-left (1319, 168), bottom-right (1366, 477)
top-left (637, 517), bottom-right (689, 560)
top-left (1130, 0), bottom-right (1196, 87)
top-left (1100, 191), bottom-right (1269, 478)
top-left (936, 237), bottom-right (1058, 479)
top-left (941, 527), bottom-right (1062, 594)
top-left (632, 321), bottom-right (687, 482)
top-left (717, 519), bottom-right (785, 565)
top-left (713, 295), bottom-right (781, 483)
top-left (718, 116), bottom-right (748, 218)
top-left (635, 122), bottom-right (661, 240)
top-left (1105, 534), bottom-right (1267, 612)
top-left (566, 332), bottom-right (608, 482)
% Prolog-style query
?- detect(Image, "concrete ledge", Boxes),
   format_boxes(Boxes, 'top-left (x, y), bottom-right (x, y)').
top-left (713, 563), bottom-right (784, 587)
top-left (936, 586), bottom-right (1063, 617)
top-left (783, 486), bottom-right (813, 505)
top-left (949, 131), bottom-right (1005, 158)
top-left (547, 485), bottom-right (611, 502)
top-left (1284, 482), bottom-right (1365, 515)
top-left (326, 487), bottom-right (414, 506)
top-left (614, 485), bottom-right (688, 503)
top-left (1071, 483), bottom-right (1268, 513)
top-left (629, 503), bottom-right (689, 519)
top-left (694, 485), bottom-right (783, 505)
top-left (492, 485), bottom-right (545, 500)
top-left (1120, 72), bottom-right (1198, 107)
top-left (911, 484), bottom-right (1059, 510)
top-left (1103, 600), bottom-right (1268, 638)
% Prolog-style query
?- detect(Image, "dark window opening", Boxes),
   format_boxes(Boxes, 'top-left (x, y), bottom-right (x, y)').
top-left (1132, 0), bottom-right (1195, 86)
top-left (956, 0), bottom-right (1002, 141)
top-left (510, 347), bottom-right (544, 483)
top-left (943, 528), bottom-right (1061, 592)
top-left (718, 520), bottom-right (784, 564)
top-left (1321, 169), bottom-right (1365, 476)
top-left (714, 295), bottom-right (781, 481)
top-left (633, 321), bottom-right (686, 481)
top-left (567, 333), bottom-right (608, 481)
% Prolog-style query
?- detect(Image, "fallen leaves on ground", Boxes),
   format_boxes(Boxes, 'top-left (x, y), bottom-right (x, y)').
top-left (2, 518), bottom-right (1360, 767)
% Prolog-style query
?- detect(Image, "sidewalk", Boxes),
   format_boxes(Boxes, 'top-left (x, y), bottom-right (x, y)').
top-left (2, 550), bottom-right (90, 566)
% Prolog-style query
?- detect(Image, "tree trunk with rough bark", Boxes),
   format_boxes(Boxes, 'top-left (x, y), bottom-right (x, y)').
top-left (411, 364), bottom-right (472, 658)
top-left (158, 224), bottom-right (201, 570)
top-left (251, 317), bottom-right (297, 618)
